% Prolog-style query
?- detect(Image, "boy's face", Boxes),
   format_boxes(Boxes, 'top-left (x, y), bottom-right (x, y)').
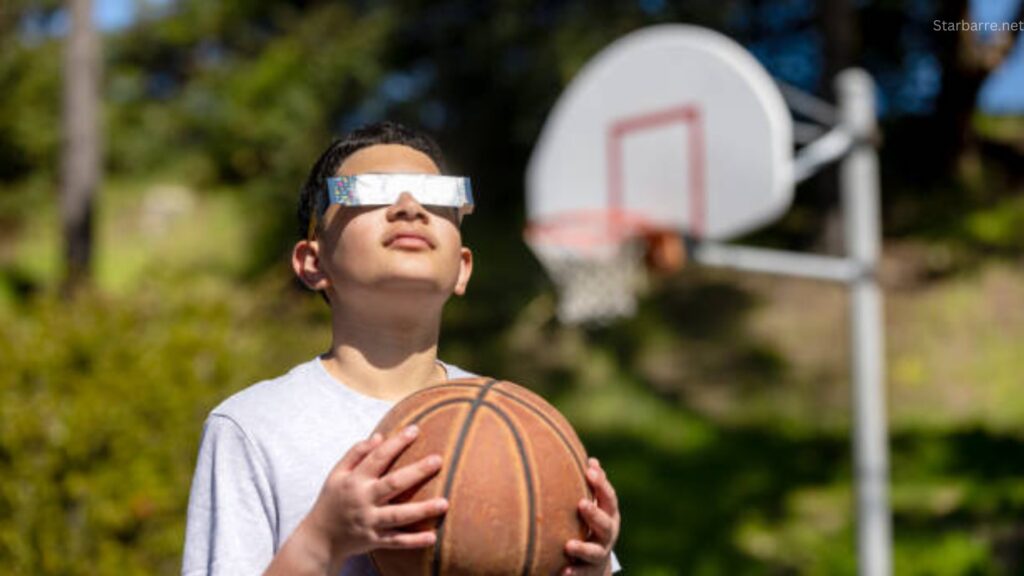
top-left (308, 144), bottom-right (473, 304)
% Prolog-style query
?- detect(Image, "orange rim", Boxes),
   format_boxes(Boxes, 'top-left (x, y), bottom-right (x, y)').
top-left (524, 209), bottom-right (667, 251)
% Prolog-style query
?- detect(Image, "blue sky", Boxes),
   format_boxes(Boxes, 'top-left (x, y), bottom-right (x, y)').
top-left (94, 0), bottom-right (169, 30)
top-left (973, 0), bottom-right (1024, 112)
top-left (91, 0), bottom-right (1024, 113)
top-left (94, 0), bottom-right (134, 30)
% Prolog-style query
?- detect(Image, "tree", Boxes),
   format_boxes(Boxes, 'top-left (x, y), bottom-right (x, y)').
top-left (935, 0), bottom-right (1024, 175)
top-left (61, 0), bottom-right (101, 296)
top-left (817, 0), bottom-right (860, 253)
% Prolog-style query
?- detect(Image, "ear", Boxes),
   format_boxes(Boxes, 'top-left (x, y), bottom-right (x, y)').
top-left (453, 247), bottom-right (473, 296)
top-left (291, 239), bottom-right (331, 292)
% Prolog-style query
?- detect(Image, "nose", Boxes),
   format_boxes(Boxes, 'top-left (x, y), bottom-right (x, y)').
top-left (385, 191), bottom-right (429, 223)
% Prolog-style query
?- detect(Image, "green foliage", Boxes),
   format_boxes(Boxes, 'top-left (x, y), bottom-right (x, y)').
top-left (0, 39), bottom-right (61, 181)
top-left (105, 2), bottom-right (396, 188)
top-left (464, 264), bottom-right (1024, 574)
top-left (0, 282), bottom-right (329, 575)
top-left (963, 196), bottom-right (1024, 251)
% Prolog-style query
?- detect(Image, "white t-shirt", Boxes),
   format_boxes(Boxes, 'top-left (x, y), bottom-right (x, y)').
top-left (182, 357), bottom-right (476, 575)
top-left (181, 357), bottom-right (620, 575)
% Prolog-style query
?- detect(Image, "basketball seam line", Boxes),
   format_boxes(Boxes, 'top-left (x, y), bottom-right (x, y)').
top-left (371, 397), bottom-right (474, 576)
top-left (429, 382), bottom-right (588, 487)
top-left (409, 398), bottom-right (472, 425)
top-left (487, 387), bottom-right (589, 482)
top-left (381, 381), bottom-right (586, 575)
top-left (481, 400), bottom-right (537, 576)
top-left (432, 379), bottom-right (498, 576)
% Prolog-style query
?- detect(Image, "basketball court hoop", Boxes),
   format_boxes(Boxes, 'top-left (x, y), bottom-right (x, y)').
top-left (524, 210), bottom-right (668, 325)
top-left (524, 23), bottom-right (892, 576)
top-left (525, 24), bottom-right (792, 326)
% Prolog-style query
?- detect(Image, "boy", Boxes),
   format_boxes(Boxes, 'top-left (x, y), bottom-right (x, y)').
top-left (182, 122), bottom-right (620, 575)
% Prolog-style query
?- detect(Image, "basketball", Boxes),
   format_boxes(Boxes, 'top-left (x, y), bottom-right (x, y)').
top-left (369, 378), bottom-right (592, 576)
top-left (643, 230), bottom-right (686, 275)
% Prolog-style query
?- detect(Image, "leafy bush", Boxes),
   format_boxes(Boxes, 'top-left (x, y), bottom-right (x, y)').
top-left (0, 281), bottom-right (327, 575)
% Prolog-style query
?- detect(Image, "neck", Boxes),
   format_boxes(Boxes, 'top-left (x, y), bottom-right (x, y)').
top-left (320, 297), bottom-right (447, 401)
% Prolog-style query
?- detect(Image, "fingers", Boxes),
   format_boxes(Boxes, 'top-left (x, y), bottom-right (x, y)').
top-left (337, 434), bottom-right (383, 472)
top-left (578, 498), bottom-right (615, 544)
top-left (374, 529), bottom-right (438, 549)
top-left (564, 457), bottom-right (620, 575)
top-left (357, 425), bottom-right (420, 477)
top-left (586, 458), bottom-right (619, 519)
top-left (370, 497), bottom-right (448, 553)
top-left (564, 538), bottom-right (609, 567)
top-left (374, 497), bottom-right (449, 529)
top-left (373, 454), bottom-right (444, 503)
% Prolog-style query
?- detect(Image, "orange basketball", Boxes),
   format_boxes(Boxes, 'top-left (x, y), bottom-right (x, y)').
top-left (643, 230), bottom-right (686, 274)
top-left (369, 378), bottom-right (591, 576)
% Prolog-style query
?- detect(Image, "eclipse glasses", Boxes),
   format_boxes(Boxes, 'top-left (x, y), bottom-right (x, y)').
top-left (308, 173), bottom-right (474, 238)
top-left (329, 173), bottom-right (473, 215)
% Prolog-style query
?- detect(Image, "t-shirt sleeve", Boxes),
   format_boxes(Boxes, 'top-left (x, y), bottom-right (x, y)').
top-left (182, 414), bottom-right (277, 576)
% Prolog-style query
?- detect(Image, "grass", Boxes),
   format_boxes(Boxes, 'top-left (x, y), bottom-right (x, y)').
top-left (0, 176), bottom-right (256, 304)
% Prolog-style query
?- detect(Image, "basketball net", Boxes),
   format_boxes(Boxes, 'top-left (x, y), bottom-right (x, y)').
top-left (525, 211), bottom-right (663, 326)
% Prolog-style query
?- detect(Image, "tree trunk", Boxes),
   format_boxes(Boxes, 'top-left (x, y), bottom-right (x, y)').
top-left (932, 0), bottom-right (1024, 178)
top-left (61, 0), bottom-right (101, 297)
top-left (816, 0), bottom-right (859, 254)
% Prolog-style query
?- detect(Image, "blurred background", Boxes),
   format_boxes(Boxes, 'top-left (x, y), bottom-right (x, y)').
top-left (2, 0), bottom-right (1023, 574)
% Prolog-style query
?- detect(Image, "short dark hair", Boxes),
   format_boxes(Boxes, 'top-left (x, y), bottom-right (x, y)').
top-left (297, 121), bottom-right (447, 240)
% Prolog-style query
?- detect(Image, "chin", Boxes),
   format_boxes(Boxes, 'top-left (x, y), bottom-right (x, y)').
top-left (373, 275), bottom-right (452, 294)
top-left (381, 263), bottom-right (458, 287)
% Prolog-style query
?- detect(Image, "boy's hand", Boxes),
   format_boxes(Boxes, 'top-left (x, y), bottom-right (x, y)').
top-left (304, 425), bottom-right (448, 568)
top-left (562, 458), bottom-right (620, 576)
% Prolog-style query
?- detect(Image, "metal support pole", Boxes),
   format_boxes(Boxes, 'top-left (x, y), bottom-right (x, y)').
top-left (689, 241), bottom-right (865, 283)
top-left (792, 126), bottom-right (855, 184)
top-left (838, 68), bottom-right (892, 576)
top-left (688, 67), bottom-right (891, 576)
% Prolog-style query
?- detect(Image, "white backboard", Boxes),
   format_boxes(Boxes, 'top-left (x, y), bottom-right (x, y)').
top-left (526, 24), bottom-right (794, 242)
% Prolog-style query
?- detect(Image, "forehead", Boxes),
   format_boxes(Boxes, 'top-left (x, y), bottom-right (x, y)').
top-left (337, 144), bottom-right (440, 176)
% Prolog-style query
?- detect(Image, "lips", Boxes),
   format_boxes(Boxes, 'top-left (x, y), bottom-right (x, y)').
top-left (383, 230), bottom-right (435, 249)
